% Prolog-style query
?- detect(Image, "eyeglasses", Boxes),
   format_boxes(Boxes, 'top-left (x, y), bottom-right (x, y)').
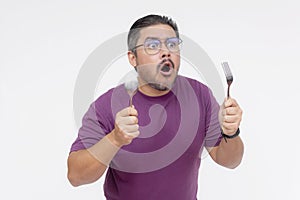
top-left (132, 37), bottom-right (183, 55)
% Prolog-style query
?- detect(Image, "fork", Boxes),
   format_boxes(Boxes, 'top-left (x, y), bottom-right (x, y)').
top-left (221, 62), bottom-right (233, 98)
top-left (124, 71), bottom-right (138, 107)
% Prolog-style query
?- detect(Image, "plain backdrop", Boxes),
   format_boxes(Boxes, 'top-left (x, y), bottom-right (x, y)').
top-left (1, 0), bottom-right (299, 199)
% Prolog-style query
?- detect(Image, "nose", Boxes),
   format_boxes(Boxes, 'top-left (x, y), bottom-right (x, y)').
top-left (159, 45), bottom-right (171, 59)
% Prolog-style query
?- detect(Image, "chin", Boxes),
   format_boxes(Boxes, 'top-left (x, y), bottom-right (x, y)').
top-left (149, 83), bottom-right (169, 91)
top-left (149, 78), bottom-right (176, 91)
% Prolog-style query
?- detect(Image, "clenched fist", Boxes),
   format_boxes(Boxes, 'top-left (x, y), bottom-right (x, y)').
top-left (109, 106), bottom-right (140, 147)
top-left (219, 98), bottom-right (243, 136)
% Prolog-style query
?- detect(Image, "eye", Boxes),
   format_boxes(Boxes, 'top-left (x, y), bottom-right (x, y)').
top-left (167, 42), bottom-right (176, 49)
top-left (148, 43), bottom-right (159, 49)
top-left (166, 38), bottom-right (180, 50)
top-left (145, 39), bottom-right (160, 49)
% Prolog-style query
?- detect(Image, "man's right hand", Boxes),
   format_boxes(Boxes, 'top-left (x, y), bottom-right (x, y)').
top-left (108, 106), bottom-right (140, 147)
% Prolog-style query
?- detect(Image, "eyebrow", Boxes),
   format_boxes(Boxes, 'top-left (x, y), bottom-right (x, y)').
top-left (144, 37), bottom-right (177, 41)
top-left (145, 37), bottom-right (160, 41)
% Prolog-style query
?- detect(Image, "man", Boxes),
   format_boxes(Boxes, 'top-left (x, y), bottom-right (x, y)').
top-left (67, 14), bottom-right (244, 199)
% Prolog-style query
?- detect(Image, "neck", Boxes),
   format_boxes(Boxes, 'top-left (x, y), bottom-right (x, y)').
top-left (138, 82), bottom-right (170, 97)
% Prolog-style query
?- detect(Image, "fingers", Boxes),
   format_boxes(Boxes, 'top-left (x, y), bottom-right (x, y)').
top-left (116, 115), bottom-right (138, 125)
top-left (222, 98), bottom-right (242, 115)
top-left (219, 98), bottom-right (243, 135)
top-left (119, 123), bottom-right (139, 133)
top-left (222, 122), bottom-right (240, 131)
top-left (125, 130), bottom-right (140, 137)
top-left (113, 106), bottom-right (140, 146)
top-left (224, 98), bottom-right (239, 108)
top-left (221, 106), bottom-right (242, 116)
top-left (117, 106), bottom-right (138, 117)
top-left (223, 115), bottom-right (240, 123)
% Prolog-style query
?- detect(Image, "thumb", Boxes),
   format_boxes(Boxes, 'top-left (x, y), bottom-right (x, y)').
top-left (224, 98), bottom-right (234, 108)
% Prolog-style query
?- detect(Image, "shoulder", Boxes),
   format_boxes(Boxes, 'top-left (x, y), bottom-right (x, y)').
top-left (93, 84), bottom-right (129, 117)
top-left (175, 76), bottom-right (218, 110)
top-left (176, 75), bottom-right (211, 96)
top-left (94, 84), bottom-right (125, 106)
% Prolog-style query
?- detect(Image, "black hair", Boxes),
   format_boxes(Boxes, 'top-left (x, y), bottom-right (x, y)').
top-left (127, 14), bottom-right (179, 52)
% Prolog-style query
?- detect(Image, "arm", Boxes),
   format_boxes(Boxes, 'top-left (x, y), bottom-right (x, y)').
top-left (67, 145), bottom-right (107, 187)
top-left (207, 98), bottom-right (244, 169)
top-left (207, 135), bottom-right (244, 169)
top-left (67, 106), bottom-right (140, 186)
top-left (67, 133), bottom-right (117, 187)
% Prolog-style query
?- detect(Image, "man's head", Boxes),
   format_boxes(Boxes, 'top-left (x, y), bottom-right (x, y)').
top-left (127, 14), bottom-right (179, 53)
top-left (127, 14), bottom-right (182, 94)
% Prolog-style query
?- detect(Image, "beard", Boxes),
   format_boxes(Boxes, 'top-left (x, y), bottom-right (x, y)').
top-left (148, 70), bottom-right (178, 91)
top-left (136, 59), bottom-right (179, 91)
top-left (148, 82), bottom-right (172, 91)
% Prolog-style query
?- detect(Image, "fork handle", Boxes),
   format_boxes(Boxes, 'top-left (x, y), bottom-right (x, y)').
top-left (227, 84), bottom-right (231, 98)
top-left (129, 96), bottom-right (133, 107)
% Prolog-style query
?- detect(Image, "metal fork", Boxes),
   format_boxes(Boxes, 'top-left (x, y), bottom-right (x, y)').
top-left (221, 62), bottom-right (233, 98)
top-left (124, 71), bottom-right (138, 107)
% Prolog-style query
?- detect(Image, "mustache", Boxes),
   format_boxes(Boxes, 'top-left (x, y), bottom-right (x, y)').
top-left (158, 59), bottom-right (174, 69)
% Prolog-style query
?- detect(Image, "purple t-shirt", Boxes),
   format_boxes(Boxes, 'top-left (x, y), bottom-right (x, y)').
top-left (70, 76), bottom-right (222, 200)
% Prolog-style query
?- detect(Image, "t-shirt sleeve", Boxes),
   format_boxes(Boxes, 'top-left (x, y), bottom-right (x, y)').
top-left (204, 88), bottom-right (223, 147)
top-left (70, 102), bottom-right (111, 152)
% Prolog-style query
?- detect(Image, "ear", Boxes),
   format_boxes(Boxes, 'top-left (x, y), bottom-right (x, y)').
top-left (127, 51), bottom-right (137, 67)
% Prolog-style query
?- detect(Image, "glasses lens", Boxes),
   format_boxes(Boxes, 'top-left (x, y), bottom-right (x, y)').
top-left (166, 37), bottom-right (181, 52)
top-left (144, 39), bottom-right (161, 55)
top-left (142, 37), bottom-right (182, 55)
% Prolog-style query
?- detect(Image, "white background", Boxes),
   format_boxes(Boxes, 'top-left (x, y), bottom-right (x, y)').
top-left (1, 0), bottom-right (299, 199)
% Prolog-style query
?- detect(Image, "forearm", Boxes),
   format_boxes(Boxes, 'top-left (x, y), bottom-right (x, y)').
top-left (67, 134), bottom-right (120, 186)
top-left (215, 136), bottom-right (244, 169)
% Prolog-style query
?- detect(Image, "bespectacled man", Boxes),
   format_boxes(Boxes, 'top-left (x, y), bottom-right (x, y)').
top-left (67, 14), bottom-right (244, 200)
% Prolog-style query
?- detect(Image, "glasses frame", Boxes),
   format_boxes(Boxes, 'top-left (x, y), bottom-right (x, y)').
top-left (131, 37), bottom-right (183, 55)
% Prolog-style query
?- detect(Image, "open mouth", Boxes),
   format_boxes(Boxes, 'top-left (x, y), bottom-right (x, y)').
top-left (161, 64), bottom-right (171, 72)
top-left (159, 60), bottom-right (174, 76)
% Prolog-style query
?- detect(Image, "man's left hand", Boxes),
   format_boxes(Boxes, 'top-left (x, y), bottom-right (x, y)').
top-left (219, 98), bottom-right (243, 136)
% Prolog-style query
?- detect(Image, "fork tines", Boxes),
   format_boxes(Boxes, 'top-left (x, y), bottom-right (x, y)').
top-left (221, 62), bottom-right (233, 82)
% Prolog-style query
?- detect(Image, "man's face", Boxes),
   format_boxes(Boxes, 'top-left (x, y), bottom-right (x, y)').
top-left (131, 24), bottom-right (181, 92)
